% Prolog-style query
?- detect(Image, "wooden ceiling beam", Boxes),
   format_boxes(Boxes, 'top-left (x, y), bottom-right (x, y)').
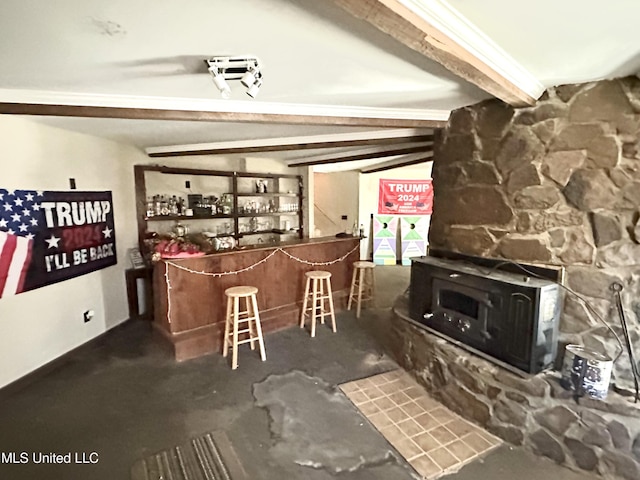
top-left (333, 0), bottom-right (542, 106)
top-left (287, 142), bottom-right (432, 167)
top-left (0, 101), bottom-right (444, 128)
top-left (149, 135), bottom-right (433, 157)
top-left (360, 151), bottom-right (433, 173)
top-left (147, 129), bottom-right (434, 157)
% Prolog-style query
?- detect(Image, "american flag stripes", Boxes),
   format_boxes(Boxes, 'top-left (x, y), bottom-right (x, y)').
top-left (0, 231), bottom-right (33, 297)
top-left (0, 189), bottom-right (42, 298)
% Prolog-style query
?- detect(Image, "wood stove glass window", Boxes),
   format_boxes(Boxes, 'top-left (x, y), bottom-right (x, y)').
top-left (440, 289), bottom-right (479, 319)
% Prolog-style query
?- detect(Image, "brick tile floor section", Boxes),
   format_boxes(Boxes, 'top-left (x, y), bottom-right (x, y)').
top-left (340, 369), bottom-right (502, 479)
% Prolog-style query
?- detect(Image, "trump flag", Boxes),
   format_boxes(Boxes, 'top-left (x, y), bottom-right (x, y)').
top-left (378, 179), bottom-right (433, 215)
top-left (0, 189), bottom-right (117, 298)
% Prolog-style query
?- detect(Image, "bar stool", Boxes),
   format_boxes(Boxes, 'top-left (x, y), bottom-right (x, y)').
top-left (348, 261), bottom-right (376, 318)
top-left (299, 271), bottom-right (336, 337)
top-left (222, 286), bottom-right (266, 370)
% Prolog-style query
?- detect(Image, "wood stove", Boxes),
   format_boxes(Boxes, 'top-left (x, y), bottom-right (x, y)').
top-left (409, 254), bottom-right (562, 374)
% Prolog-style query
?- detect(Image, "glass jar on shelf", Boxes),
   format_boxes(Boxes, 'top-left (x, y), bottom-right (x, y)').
top-left (160, 196), bottom-right (170, 216)
top-left (220, 194), bottom-right (233, 215)
top-left (146, 197), bottom-right (155, 218)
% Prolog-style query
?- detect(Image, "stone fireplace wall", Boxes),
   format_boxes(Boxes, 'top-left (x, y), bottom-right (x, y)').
top-left (429, 76), bottom-right (640, 389)
top-left (384, 76), bottom-right (640, 478)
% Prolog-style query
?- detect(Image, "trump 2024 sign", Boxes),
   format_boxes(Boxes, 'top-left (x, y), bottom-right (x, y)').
top-left (378, 179), bottom-right (433, 215)
top-left (0, 189), bottom-right (117, 298)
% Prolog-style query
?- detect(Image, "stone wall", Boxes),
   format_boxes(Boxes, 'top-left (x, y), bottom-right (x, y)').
top-left (429, 77), bottom-right (640, 390)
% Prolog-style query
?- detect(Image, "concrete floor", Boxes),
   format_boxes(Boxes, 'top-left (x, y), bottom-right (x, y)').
top-left (0, 265), bottom-right (596, 480)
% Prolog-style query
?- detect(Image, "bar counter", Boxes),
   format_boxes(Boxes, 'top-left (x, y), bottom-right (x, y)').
top-left (153, 236), bottom-right (361, 361)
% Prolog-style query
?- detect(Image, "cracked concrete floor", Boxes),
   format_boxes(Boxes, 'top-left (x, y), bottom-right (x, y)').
top-left (0, 307), bottom-right (413, 480)
top-left (0, 266), bottom-right (597, 480)
top-left (253, 370), bottom-right (411, 477)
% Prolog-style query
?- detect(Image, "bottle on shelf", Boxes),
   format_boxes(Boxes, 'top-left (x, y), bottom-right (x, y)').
top-left (169, 195), bottom-right (179, 215)
top-left (359, 223), bottom-right (365, 237)
top-left (146, 197), bottom-right (155, 218)
top-left (160, 196), bottom-right (170, 216)
top-left (220, 194), bottom-right (233, 215)
top-left (153, 195), bottom-right (161, 216)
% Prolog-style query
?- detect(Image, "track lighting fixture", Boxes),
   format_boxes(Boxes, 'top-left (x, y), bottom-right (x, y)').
top-left (240, 67), bottom-right (258, 88)
top-left (246, 78), bottom-right (262, 98)
top-left (205, 56), bottom-right (263, 99)
top-left (208, 66), bottom-right (231, 99)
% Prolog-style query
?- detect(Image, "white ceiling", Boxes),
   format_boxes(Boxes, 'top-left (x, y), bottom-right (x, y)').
top-left (446, 0), bottom-right (640, 86)
top-left (1, 0), bottom-right (639, 170)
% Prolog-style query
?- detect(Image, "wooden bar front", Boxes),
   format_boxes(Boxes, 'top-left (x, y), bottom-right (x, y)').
top-left (153, 237), bottom-right (360, 361)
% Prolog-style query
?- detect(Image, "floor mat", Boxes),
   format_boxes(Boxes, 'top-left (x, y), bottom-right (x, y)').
top-left (340, 369), bottom-right (502, 479)
top-left (131, 430), bottom-right (248, 480)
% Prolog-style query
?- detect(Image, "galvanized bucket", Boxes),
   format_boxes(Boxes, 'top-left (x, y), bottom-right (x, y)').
top-left (560, 344), bottom-right (613, 400)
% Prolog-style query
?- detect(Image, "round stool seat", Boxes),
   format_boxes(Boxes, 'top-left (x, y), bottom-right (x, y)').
top-left (354, 261), bottom-right (375, 269)
top-left (225, 285), bottom-right (258, 297)
top-left (305, 270), bottom-right (332, 279)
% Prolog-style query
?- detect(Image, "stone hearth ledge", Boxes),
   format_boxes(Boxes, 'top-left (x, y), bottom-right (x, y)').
top-left (389, 292), bottom-right (640, 480)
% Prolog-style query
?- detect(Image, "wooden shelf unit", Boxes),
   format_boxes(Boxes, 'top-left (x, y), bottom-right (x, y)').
top-left (134, 165), bottom-right (304, 252)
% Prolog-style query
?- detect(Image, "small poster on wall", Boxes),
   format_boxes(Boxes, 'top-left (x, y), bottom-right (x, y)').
top-left (0, 189), bottom-right (117, 298)
top-left (378, 179), bottom-right (433, 215)
top-left (372, 215), bottom-right (398, 265)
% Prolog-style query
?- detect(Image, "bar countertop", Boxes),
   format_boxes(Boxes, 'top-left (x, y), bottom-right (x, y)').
top-left (158, 234), bottom-right (362, 261)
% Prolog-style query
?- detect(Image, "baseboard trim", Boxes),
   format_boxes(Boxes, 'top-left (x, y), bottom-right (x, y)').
top-left (0, 318), bottom-right (135, 402)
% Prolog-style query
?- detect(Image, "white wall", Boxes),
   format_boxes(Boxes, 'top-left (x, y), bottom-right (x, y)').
top-left (313, 171), bottom-right (360, 237)
top-left (358, 162), bottom-right (433, 260)
top-left (0, 116), bottom-right (149, 388)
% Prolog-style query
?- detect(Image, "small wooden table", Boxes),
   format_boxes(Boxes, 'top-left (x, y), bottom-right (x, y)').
top-left (125, 267), bottom-right (154, 320)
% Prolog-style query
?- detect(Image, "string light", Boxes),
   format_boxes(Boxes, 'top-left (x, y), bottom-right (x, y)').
top-left (164, 245), bottom-right (361, 324)
top-left (279, 246), bottom-right (358, 265)
top-left (164, 262), bottom-right (172, 323)
top-left (165, 248), bottom-right (280, 277)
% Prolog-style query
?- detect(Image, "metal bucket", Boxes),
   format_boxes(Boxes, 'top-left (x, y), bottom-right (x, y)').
top-left (560, 344), bottom-right (613, 400)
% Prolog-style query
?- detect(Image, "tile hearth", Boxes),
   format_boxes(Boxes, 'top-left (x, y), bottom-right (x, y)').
top-left (340, 370), bottom-right (502, 479)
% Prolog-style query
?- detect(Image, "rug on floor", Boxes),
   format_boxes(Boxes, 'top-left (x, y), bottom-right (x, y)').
top-left (340, 369), bottom-right (502, 479)
top-left (131, 430), bottom-right (248, 480)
